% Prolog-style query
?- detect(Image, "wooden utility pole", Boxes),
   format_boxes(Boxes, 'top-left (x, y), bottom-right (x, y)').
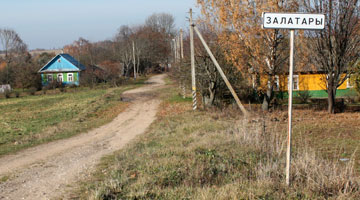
top-left (132, 41), bottom-right (136, 80)
top-left (177, 35), bottom-right (181, 61)
top-left (180, 29), bottom-right (184, 59)
top-left (173, 38), bottom-right (177, 63)
top-left (193, 26), bottom-right (248, 116)
top-left (189, 8), bottom-right (197, 110)
top-left (180, 29), bottom-right (186, 99)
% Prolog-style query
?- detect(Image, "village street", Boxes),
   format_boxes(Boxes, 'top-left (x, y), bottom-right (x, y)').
top-left (0, 74), bottom-right (166, 200)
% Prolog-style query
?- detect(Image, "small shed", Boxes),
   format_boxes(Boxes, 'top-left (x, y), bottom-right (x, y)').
top-left (0, 84), bottom-right (11, 93)
top-left (38, 53), bottom-right (86, 86)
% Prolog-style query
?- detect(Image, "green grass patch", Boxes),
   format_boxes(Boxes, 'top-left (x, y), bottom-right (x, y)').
top-left (168, 95), bottom-right (192, 103)
top-left (0, 175), bottom-right (10, 183)
top-left (0, 79), bottom-right (146, 156)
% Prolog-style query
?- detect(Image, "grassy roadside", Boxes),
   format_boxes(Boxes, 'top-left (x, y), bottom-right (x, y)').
top-left (72, 80), bottom-right (359, 199)
top-left (0, 77), bottom-right (147, 157)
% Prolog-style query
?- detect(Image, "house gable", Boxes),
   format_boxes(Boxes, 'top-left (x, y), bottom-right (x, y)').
top-left (38, 54), bottom-right (86, 73)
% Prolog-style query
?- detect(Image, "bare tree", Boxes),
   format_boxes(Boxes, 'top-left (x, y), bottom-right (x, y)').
top-left (302, 0), bottom-right (360, 113)
top-left (0, 28), bottom-right (27, 84)
top-left (145, 13), bottom-right (176, 36)
top-left (0, 28), bottom-right (27, 62)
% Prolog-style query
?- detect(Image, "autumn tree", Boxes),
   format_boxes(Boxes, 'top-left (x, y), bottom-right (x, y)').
top-left (13, 53), bottom-right (42, 90)
top-left (197, 0), bottom-right (298, 110)
top-left (87, 40), bottom-right (115, 64)
top-left (301, 0), bottom-right (360, 113)
top-left (64, 37), bottom-right (94, 67)
top-left (60, 13), bottom-right (176, 84)
top-left (0, 28), bottom-right (27, 84)
top-left (138, 25), bottom-right (172, 67)
top-left (194, 32), bottom-right (250, 107)
top-left (355, 61), bottom-right (360, 96)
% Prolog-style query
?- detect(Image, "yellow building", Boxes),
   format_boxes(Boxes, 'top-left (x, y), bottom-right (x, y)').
top-left (272, 73), bottom-right (356, 98)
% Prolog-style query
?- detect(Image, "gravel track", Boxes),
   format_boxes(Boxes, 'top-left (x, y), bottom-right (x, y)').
top-left (0, 74), bottom-right (166, 200)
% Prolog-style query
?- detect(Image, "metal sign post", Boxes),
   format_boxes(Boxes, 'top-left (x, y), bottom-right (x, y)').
top-left (286, 29), bottom-right (295, 186)
top-left (262, 12), bottom-right (325, 186)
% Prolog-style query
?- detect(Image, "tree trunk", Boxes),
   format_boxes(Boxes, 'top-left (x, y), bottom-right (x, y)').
top-left (327, 86), bottom-right (336, 114)
top-left (203, 82), bottom-right (216, 107)
top-left (208, 88), bottom-right (215, 105)
top-left (262, 96), bottom-right (269, 111)
top-left (262, 86), bottom-right (273, 111)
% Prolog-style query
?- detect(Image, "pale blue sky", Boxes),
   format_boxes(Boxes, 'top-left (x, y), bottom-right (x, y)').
top-left (0, 0), bottom-right (199, 50)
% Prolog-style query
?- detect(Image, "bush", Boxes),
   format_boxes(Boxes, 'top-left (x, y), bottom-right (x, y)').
top-left (69, 84), bottom-right (78, 89)
top-left (42, 88), bottom-right (47, 95)
top-left (15, 91), bottom-right (20, 98)
top-left (297, 90), bottom-right (312, 104)
top-left (345, 95), bottom-right (356, 104)
top-left (355, 95), bottom-right (360, 103)
top-left (47, 81), bottom-right (62, 89)
top-left (3, 89), bottom-right (12, 98)
top-left (28, 87), bottom-right (37, 96)
top-left (59, 87), bottom-right (66, 93)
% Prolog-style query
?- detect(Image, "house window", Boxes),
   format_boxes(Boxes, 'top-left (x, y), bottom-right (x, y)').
top-left (274, 75), bottom-right (280, 91)
top-left (68, 73), bottom-right (73, 82)
top-left (288, 75), bottom-right (299, 90)
top-left (47, 74), bottom-right (53, 82)
top-left (267, 75), bottom-right (280, 91)
top-left (57, 73), bottom-right (63, 82)
top-left (347, 76), bottom-right (353, 88)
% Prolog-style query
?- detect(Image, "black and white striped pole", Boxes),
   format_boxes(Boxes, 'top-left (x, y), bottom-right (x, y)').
top-left (189, 8), bottom-right (197, 110)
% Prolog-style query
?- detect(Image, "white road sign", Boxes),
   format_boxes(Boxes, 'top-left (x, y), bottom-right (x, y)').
top-left (262, 13), bottom-right (325, 30)
top-left (261, 12), bottom-right (325, 186)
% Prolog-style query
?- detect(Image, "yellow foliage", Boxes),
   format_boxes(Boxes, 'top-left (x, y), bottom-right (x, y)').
top-left (197, 0), bottom-right (299, 93)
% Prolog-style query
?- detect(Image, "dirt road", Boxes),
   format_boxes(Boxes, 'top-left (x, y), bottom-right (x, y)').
top-left (0, 74), bottom-right (166, 200)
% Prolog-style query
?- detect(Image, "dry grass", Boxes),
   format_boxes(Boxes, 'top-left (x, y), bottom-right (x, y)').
top-left (74, 86), bottom-right (359, 200)
top-left (264, 109), bottom-right (360, 172)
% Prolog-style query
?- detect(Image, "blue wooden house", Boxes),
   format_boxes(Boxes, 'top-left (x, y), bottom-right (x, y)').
top-left (38, 54), bottom-right (86, 86)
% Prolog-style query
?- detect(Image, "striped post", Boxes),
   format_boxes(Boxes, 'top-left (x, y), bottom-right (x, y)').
top-left (190, 9), bottom-right (197, 111)
top-left (192, 89), bottom-right (197, 110)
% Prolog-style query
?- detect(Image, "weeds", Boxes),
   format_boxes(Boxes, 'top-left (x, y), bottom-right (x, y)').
top-left (297, 90), bottom-right (312, 104)
top-left (77, 85), bottom-right (359, 200)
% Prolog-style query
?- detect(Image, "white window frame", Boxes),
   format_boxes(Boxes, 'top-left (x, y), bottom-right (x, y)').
top-left (288, 75), bottom-right (299, 91)
top-left (57, 73), bottom-right (63, 82)
top-left (274, 75), bottom-right (280, 91)
top-left (347, 76), bottom-right (353, 88)
top-left (267, 75), bottom-right (280, 91)
top-left (68, 73), bottom-right (74, 82)
top-left (47, 74), bottom-right (53, 82)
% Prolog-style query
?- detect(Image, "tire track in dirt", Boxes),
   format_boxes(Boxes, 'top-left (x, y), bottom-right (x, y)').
top-left (0, 74), bottom-right (166, 200)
